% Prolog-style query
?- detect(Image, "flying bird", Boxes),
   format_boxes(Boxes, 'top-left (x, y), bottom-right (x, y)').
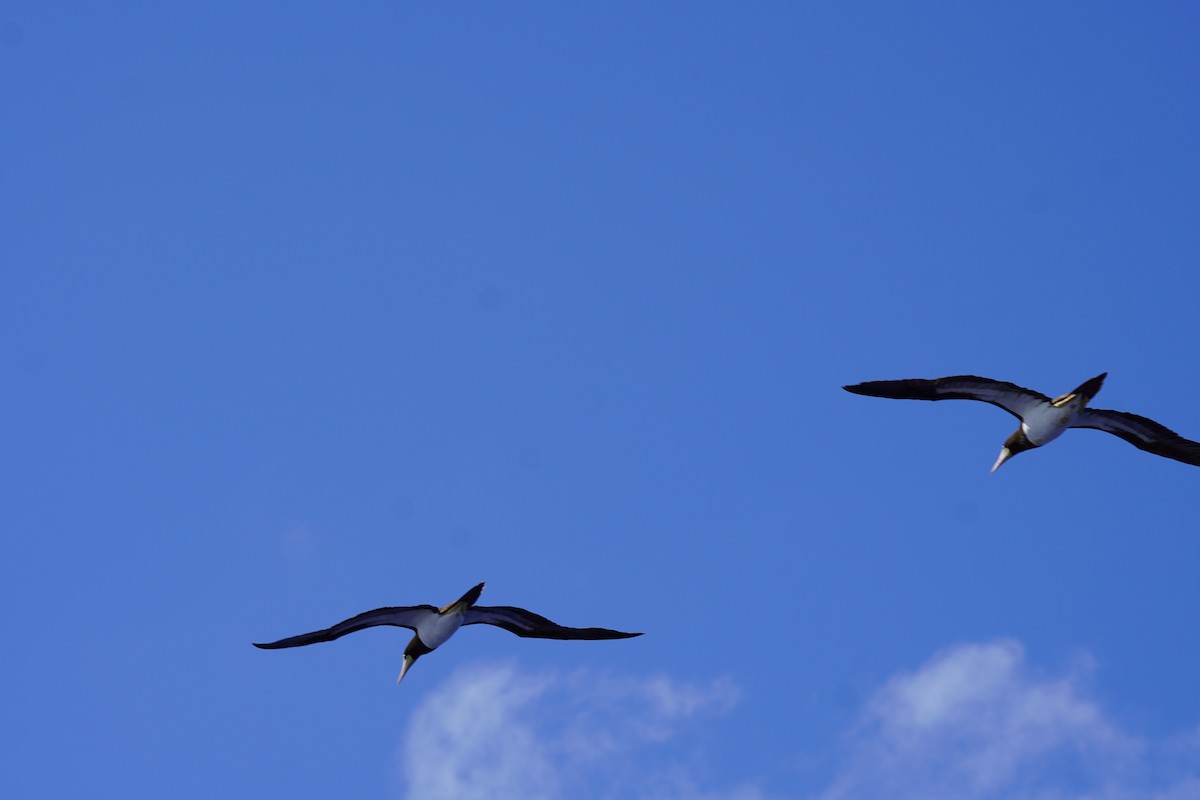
top-left (254, 582), bottom-right (642, 683)
top-left (843, 372), bottom-right (1200, 471)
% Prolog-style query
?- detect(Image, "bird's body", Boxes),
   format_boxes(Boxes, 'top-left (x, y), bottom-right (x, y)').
top-left (254, 582), bottom-right (641, 683)
top-left (843, 372), bottom-right (1200, 471)
top-left (1020, 402), bottom-right (1074, 445)
top-left (417, 604), bottom-right (468, 650)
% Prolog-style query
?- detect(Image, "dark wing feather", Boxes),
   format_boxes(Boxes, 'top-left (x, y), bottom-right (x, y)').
top-left (464, 606), bottom-right (642, 640)
top-left (843, 375), bottom-right (1051, 421)
top-left (253, 605), bottom-right (439, 649)
top-left (1070, 409), bottom-right (1200, 467)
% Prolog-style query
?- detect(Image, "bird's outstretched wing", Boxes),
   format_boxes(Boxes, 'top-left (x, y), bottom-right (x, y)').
top-left (843, 375), bottom-right (1051, 421)
top-left (464, 606), bottom-right (642, 640)
top-left (253, 605), bottom-right (440, 649)
top-left (1070, 408), bottom-right (1200, 467)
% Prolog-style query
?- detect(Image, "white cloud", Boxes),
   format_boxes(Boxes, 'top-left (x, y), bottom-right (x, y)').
top-left (819, 640), bottom-right (1200, 800)
top-left (399, 665), bottom-right (558, 800)
top-left (394, 643), bottom-right (1200, 800)
top-left (396, 660), bottom-right (761, 800)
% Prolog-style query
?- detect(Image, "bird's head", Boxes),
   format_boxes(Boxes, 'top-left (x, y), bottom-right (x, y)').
top-left (991, 428), bottom-right (1036, 473)
top-left (398, 636), bottom-right (434, 685)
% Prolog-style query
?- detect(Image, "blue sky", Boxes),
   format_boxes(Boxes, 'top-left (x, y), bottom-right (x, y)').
top-left (4, 3), bottom-right (1200, 798)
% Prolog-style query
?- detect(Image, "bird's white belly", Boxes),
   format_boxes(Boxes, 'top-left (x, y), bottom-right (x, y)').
top-left (1022, 399), bottom-right (1081, 445)
top-left (418, 612), bottom-right (465, 650)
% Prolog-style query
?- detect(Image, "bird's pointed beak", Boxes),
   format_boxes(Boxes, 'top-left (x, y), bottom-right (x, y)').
top-left (990, 447), bottom-right (1012, 473)
top-left (397, 654), bottom-right (415, 685)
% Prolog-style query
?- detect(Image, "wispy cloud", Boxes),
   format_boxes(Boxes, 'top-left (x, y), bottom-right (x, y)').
top-left (395, 643), bottom-right (1200, 800)
top-left (396, 661), bottom-right (763, 800)
top-left (820, 640), bottom-right (1200, 800)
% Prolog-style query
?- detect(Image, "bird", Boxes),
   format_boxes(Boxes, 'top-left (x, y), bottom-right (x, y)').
top-left (843, 372), bottom-right (1200, 472)
top-left (253, 582), bottom-right (642, 683)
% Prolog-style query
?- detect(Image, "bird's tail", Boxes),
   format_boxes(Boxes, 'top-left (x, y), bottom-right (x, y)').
top-left (1071, 373), bottom-right (1107, 403)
